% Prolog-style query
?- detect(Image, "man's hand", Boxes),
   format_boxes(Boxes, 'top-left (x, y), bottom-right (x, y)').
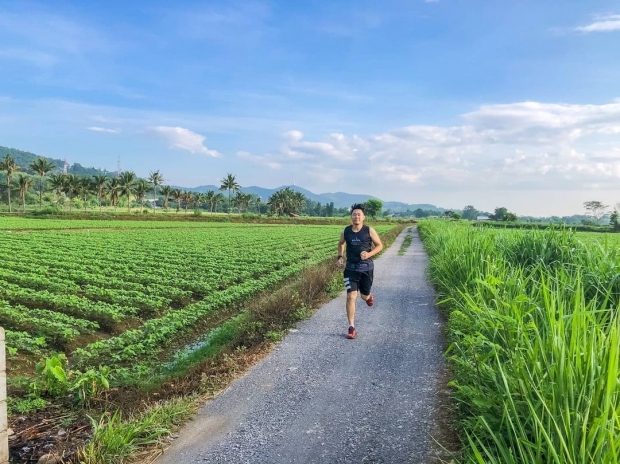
top-left (360, 251), bottom-right (370, 260)
top-left (337, 256), bottom-right (344, 267)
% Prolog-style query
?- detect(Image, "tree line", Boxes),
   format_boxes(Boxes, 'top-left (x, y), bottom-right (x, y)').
top-left (0, 155), bottom-right (380, 217)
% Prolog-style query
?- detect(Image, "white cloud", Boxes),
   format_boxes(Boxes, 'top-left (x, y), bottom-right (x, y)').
top-left (575, 14), bottom-right (620, 33)
top-left (87, 126), bottom-right (120, 133)
top-left (280, 130), bottom-right (358, 160)
top-left (265, 100), bottom-right (620, 196)
top-left (236, 151), bottom-right (281, 169)
top-left (151, 126), bottom-right (220, 157)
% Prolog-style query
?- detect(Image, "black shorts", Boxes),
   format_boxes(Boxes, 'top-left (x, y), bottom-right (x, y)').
top-left (343, 268), bottom-right (374, 295)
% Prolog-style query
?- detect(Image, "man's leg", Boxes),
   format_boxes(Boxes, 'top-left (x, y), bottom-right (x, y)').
top-left (344, 270), bottom-right (359, 338)
top-left (359, 270), bottom-right (374, 306)
top-left (346, 290), bottom-right (357, 327)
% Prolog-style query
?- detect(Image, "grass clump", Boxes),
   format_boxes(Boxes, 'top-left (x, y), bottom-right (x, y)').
top-left (79, 396), bottom-right (195, 464)
top-left (419, 220), bottom-right (620, 464)
top-left (398, 228), bottom-right (413, 255)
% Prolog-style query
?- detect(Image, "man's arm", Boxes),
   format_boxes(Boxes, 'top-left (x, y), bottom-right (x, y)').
top-left (361, 227), bottom-right (383, 260)
top-left (337, 230), bottom-right (345, 266)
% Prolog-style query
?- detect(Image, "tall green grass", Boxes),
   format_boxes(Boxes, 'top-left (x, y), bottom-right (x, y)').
top-left (419, 221), bottom-right (620, 463)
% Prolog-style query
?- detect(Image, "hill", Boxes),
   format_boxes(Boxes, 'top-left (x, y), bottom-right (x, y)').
top-left (0, 146), bottom-right (113, 177)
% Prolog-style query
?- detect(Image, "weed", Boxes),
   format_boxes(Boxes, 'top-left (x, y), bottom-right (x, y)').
top-left (79, 396), bottom-right (194, 464)
top-left (7, 395), bottom-right (47, 415)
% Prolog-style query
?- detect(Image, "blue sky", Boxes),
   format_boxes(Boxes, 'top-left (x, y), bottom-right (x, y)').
top-left (1, 0), bottom-right (620, 215)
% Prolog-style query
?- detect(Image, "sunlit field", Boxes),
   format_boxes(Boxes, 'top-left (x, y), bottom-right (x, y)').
top-left (2, 220), bottom-right (395, 392)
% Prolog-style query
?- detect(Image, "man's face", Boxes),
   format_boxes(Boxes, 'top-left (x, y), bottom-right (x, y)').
top-left (351, 209), bottom-right (365, 225)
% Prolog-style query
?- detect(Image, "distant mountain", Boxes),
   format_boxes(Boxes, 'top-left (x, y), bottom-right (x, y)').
top-left (178, 183), bottom-right (440, 212)
top-left (0, 145), bottom-right (113, 177)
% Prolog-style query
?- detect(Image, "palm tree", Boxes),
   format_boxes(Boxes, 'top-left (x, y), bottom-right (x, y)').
top-left (181, 190), bottom-right (192, 214)
top-left (205, 190), bottom-right (216, 213)
top-left (48, 174), bottom-right (67, 207)
top-left (118, 171), bottom-right (137, 212)
top-left (92, 175), bottom-right (108, 212)
top-left (268, 187), bottom-right (306, 216)
top-left (219, 173), bottom-right (240, 215)
top-left (148, 170), bottom-right (164, 205)
top-left (106, 177), bottom-right (121, 212)
top-left (214, 192), bottom-right (225, 213)
top-left (234, 192), bottom-right (252, 213)
top-left (76, 177), bottom-right (93, 211)
top-left (256, 195), bottom-right (262, 216)
top-left (292, 191), bottom-right (306, 215)
top-left (29, 157), bottom-right (56, 209)
top-left (159, 185), bottom-right (173, 211)
top-left (0, 155), bottom-right (19, 212)
top-left (191, 192), bottom-right (204, 211)
top-left (268, 190), bottom-right (286, 216)
top-left (171, 189), bottom-right (182, 213)
top-left (133, 179), bottom-right (151, 212)
top-left (16, 174), bottom-right (34, 212)
top-left (63, 174), bottom-right (79, 212)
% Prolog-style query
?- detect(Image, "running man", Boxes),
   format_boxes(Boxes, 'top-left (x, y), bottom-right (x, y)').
top-left (337, 203), bottom-right (383, 339)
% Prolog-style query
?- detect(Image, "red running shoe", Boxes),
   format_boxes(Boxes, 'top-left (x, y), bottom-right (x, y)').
top-left (347, 326), bottom-right (357, 339)
top-left (366, 294), bottom-right (375, 307)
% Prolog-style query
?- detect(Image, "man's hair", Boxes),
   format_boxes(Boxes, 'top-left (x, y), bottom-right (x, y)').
top-left (351, 203), bottom-right (365, 213)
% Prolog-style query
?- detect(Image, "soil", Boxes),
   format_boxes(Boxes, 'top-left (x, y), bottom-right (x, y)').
top-left (9, 405), bottom-right (90, 463)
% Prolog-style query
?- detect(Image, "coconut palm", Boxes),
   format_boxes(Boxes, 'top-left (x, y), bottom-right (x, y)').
top-left (92, 175), bottom-right (108, 212)
top-left (171, 189), bottom-right (182, 213)
top-left (181, 190), bottom-right (192, 214)
top-left (219, 173), bottom-right (240, 215)
top-left (148, 170), bottom-right (164, 202)
top-left (118, 171), bottom-right (137, 212)
top-left (29, 158), bottom-right (56, 209)
top-left (191, 192), bottom-right (204, 211)
top-left (106, 177), bottom-right (121, 212)
top-left (233, 192), bottom-right (252, 213)
top-left (75, 177), bottom-right (93, 211)
top-left (266, 187), bottom-right (307, 216)
top-left (159, 185), bottom-right (173, 211)
top-left (214, 192), bottom-right (225, 213)
top-left (133, 179), bottom-right (151, 212)
top-left (204, 190), bottom-right (216, 213)
top-left (268, 190), bottom-right (286, 216)
top-left (48, 174), bottom-right (67, 207)
top-left (0, 155), bottom-right (19, 212)
top-left (292, 190), bottom-right (306, 214)
top-left (63, 174), bottom-right (79, 212)
top-left (16, 174), bottom-right (34, 212)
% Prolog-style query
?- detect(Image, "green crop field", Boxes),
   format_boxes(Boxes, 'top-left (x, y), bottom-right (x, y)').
top-left (419, 221), bottom-right (620, 463)
top-left (1, 220), bottom-right (394, 387)
top-left (578, 231), bottom-right (620, 248)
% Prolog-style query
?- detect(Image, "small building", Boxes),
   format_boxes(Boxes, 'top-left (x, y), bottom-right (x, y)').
top-left (476, 215), bottom-right (490, 221)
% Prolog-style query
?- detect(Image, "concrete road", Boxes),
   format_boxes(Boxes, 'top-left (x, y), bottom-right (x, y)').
top-left (157, 227), bottom-right (453, 464)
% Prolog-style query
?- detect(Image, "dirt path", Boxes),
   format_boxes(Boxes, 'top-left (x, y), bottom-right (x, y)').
top-left (156, 227), bottom-right (455, 463)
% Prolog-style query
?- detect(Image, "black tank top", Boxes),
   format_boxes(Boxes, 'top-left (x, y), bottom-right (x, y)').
top-left (344, 225), bottom-right (374, 271)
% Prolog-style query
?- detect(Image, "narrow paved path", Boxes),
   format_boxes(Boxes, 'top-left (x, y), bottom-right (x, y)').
top-left (157, 227), bottom-right (452, 464)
